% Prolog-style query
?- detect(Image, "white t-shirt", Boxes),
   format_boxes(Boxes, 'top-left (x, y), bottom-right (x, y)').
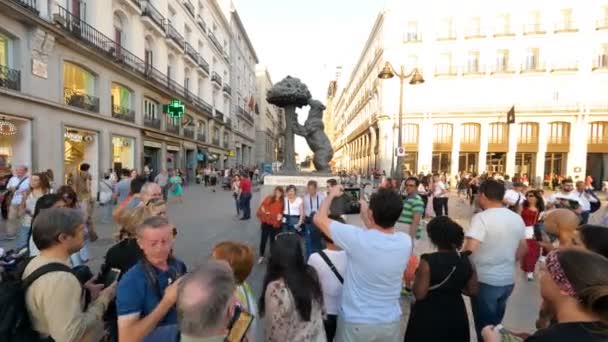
top-left (548, 191), bottom-right (583, 207)
top-left (572, 191), bottom-right (598, 211)
top-left (466, 207), bottom-right (526, 286)
top-left (307, 249), bottom-right (347, 315)
top-left (503, 189), bottom-right (523, 206)
top-left (283, 197), bottom-right (303, 216)
top-left (433, 181), bottom-right (447, 197)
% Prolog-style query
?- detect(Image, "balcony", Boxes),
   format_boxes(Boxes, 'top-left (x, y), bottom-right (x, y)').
top-left (196, 15), bottom-right (207, 33)
top-left (551, 61), bottom-right (578, 72)
top-left (117, 0), bottom-right (141, 14)
top-left (197, 55), bottom-right (209, 75)
top-left (491, 63), bottom-right (517, 74)
top-left (464, 29), bottom-right (485, 39)
top-left (555, 21), bottom-right (578, 33)
top-left (597, 18), bottom-right (608, 30)
top-left (404, 32), bottom-right (422, 43)
top-left (141, 1), bottom-right (166, 36)
top-left (53, 6), bottom-right (146, 75)
top-left (194, 97), bottom-right (213, 115)
top-left (208, 30), bottom-right (223, 53)
top-left (166, 123), bottom-right (180, 135)
top-left (494, 26), bottom-right (515, 37)
top-left (112, 104), bottom-right (135, 122)
top-left (183, 127), bottom-right (195, 139)
top-left (144, 116), bottom-right (161, 129)
top-left (9, 0), bottom-right (39, 14)
top-left (434, 66), bottom-right (458, 77)
top-left (214, 109), bottom-right (224, 123)
top-left (0, 65), bottom-right (21, 91)
top-left (222, 84), bottom-right (231, 96)
top-left (521, 60), bottom-right (546, 73)
top-left (184, 42), bottom-right (198, 66)
top-left (237, 106), bottom-right (254, 124)
top-left (211, 71), bottom-right (222, 88)
top-left (197, 133), bottom-right (206, 142)
top-left (226, 117), bottom-right (232, 128)
top-left (166, 23), bottom-right (185, 51)
top-left (436, 31), bottom-right (457, 41)
top-left (593, 55), bottom-right (608, 71)
top-left (463, 64), bottom-right (485, 75)
top-left (223, 139), bottom-right (229, 149)
top-left (64, 88), bottom-right (100, 112)
top-left (523, 23), bottom-right (546, 35)
top-left (212, 137), bottom-right (220, 146)
top-left (183, 0), bottom-right (195, 18)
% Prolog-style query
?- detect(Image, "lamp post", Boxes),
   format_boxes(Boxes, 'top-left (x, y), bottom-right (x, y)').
top-left (378, 62), bottom-right (424, 180)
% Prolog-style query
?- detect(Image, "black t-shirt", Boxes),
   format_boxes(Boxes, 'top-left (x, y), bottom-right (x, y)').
top-left (103, 238), bottom-right (141, 276)
top-left (525, 322), bottom-right (608, 342)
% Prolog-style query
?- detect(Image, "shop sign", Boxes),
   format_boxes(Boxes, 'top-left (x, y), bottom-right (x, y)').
top-left (229, 150), bottom-right (235, 157)
top-left (64, 131), bottom-right (93, 142)
top-left (163, 99), bottom-right (185, 119)
top-left (112, 137), bottom-right (131, 147)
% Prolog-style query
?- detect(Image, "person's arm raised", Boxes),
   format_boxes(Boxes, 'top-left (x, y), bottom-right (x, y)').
top-left (313, 185), bottom-right (343, 239)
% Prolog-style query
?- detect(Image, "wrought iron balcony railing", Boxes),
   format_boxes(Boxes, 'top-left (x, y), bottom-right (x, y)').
top-left (405, 32), bottom-right (422, 42)
top-left (0, 65), bottom-right (21, 91)
top-left (141, 0), bottom-right (165, 32)
top-left (208, 31), bottom-right (223, 52)
top-left (183, 0), bottom-right (195, 17)
top-left (112, 104), bottom-right (135, 122)
top-left (214, 109), bottom-right (224, 122)
top-left (183, 127), bottom-right (194, 138)
top-left (144, 117), bottom-right (161, 129)
top-left (197, 55), bottom-right (209, 74)
top-left (64, 88), bottom-right (100, 112)
top-left (197, 133), bottom-right (206, 142)
top-left (196, 15), bottom-right (207, 33)
top-left (212, 137), bottom-right (220, 146)
top-left (10, 0), bottom-right (39, 14)
top-left (166, 123), bottom-right (180, 134)
top-left (222, 84), bottom-right (231, 95)
top-left (185, 42), bottom-right (198, 62)
top-left (166, 23), bottom-right (185, 48)
top-left (211, 71), bottom-right (222, 86)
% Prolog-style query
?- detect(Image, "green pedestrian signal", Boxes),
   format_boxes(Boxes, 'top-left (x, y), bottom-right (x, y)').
top-left (163, 99), bottom-right (185, 119)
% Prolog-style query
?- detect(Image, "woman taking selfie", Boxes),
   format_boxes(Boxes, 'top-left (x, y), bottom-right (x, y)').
top-left (259, 232), bottom-right (325, 342)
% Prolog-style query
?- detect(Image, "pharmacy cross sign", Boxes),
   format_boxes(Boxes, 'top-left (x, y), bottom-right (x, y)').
top-left (163, 99), bottom-right (185, 119)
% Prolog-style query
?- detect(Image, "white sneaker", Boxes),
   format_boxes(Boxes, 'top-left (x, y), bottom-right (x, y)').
top-left (527, 272), bottom-right (534, 281)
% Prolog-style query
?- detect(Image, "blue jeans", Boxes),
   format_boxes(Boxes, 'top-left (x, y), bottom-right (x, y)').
top-left (16, 224), bottom-right (30, 251)
top-left (305, 218), bottom-right (323, 259)
top-left (472, 282), bottom-right (514, 340)
top-left (239, 192), bottom-right (252, 219)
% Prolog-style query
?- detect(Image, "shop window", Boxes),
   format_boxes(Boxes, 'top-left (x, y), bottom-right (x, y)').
top-left (0, 34), bottom-right (9, 66)
top-left (111, 83), bottom-right (132, 110)
top-left (64, 62), bottom-right (95, 95)
top-left (112, 136), bottom-right (135, 170)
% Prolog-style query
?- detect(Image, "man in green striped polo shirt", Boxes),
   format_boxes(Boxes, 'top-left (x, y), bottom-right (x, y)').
top-left (397, 177), bottom-right (425, 241)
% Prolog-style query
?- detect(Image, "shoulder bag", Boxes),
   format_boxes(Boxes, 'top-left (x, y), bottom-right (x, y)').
top-left (318, 250), bottom-right (343, 284)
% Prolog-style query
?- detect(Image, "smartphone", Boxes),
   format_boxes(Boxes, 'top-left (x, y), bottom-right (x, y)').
top-left (102, 268), bottom-right (121, 288)
top-left (226, 306), bottom-right (254, 342)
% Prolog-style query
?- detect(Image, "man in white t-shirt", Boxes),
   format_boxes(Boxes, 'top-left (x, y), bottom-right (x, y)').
top-left (307, 218), bottom-right (347, 341)
top-left (432, 175), bottom-right (449, 217)
top-left (5, 165), bottom-right (30, 240)
top-left (503, 182), bottom-right (525, 210)
top-left (464, 179), bottom-right (527, 341)
top-left (314, 186), bottom-right (411, 342)
top-left (547, 178), bottom-right (583, 213)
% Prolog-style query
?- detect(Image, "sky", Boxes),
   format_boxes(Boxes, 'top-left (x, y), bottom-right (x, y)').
top-left (234, 0), bottom-right (388, 158)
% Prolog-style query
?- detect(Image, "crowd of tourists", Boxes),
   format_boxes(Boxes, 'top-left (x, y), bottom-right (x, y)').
top-left (0, 162), bottom-right (608, 342)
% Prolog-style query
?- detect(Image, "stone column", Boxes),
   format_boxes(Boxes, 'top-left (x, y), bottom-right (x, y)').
top-left (451, 123), bottom-right (461, 178)
top-left (506, 123), bottom-right (518, 177)
top-left (568, 116), bottom-right (588, 181)
top-left (478, 121), bottom-right (489, 173)
top-left (417, 117), bottom-right (433, 174)
top-left (369, 125), bottom-right (377, 172)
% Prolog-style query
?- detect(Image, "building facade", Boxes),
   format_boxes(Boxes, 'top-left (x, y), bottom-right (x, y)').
top-left (220, 0), bottom-right (257, 168)
top-left (255, 64), bottom-right (284, 166)
top-left (0, 0), bottom-right (254, 190)
top-left (332, 0), bottom-right (608, 187)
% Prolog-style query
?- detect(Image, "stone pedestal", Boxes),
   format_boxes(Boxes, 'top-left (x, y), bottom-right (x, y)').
top-left (261, 174), bottom-right (337, 199)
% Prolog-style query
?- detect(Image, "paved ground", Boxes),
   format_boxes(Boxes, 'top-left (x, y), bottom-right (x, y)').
top-left (1, 184), bottom-right (543, 341)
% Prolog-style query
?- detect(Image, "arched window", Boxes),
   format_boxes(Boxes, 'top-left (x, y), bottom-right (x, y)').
top-left (402, 124), bottom-right (419, 150)
top-left (488, 122), bottom-right (509, 151)
top-left (588, 121), bottom-right (608, 152)
top-left (433, 123), bottom-right (453, 151)
top-left (63, 62), bottom-right (98, 111)
top-left (113, 12), bottom-right (127, 50)
top-left (460, 123), bottom-right (481, 151)
top-left (167, 54), bottom-right (175, 80)
top-left (144, 36), bottom-right (154, 68)
top-left (548, 122), bottom-right (570, 146)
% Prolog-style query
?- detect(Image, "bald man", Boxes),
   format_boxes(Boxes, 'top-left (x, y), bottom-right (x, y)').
top-left (541, 209), bottom-right (581, 249)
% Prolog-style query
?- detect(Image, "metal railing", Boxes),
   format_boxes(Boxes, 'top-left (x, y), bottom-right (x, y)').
top-left (112, 104), bottom-right (135, 122)
top-left (223, 139), bottom-right (229, 148)
top-left (194, 97), bottom-right (213, 114)
top-left (214, 109), bottom-right (224, 122)
top-left (183, 127), bottom-right (195, 138)
top-left (141, 0), bottom-right (165, 32)
top-left (464, 28), bottom-right (484, 38)
top-left (212, 137), bottom-right (220, 146)
top-left (185, 42), bottom-right (198, 62)
top-left (222, 84), bottom-right (231, 95)
top-left (166, 23), bottom-right (185, 48)
top-left (208, 31), bottom-right (223, 52)
top-left (10, 0), bottom-right (39, 14)
top-left (197, 55), bottom-right (209, 74)
top-left (166, 123), bottom-right (180, 134)
top-left (551, 61), bottom-right (578, 72)
top-left (211, 71), bottom-right (222, 86)
top-left (183, 0), bottom-right (195, 17)
top-left (0, 65), bottom-right (21, 91)
top-left (196, 15), bottom-right (207, 32)
top-left (64, 87), bottom-right (100, 112)
top-left (197, 133), bottom-right (206, 142)
top-left (144, 117), bottom-right (161, 129)
top-left (523, 23), bottom-right (545, 34)
top-left (226, 118), bottom-right (232, 127)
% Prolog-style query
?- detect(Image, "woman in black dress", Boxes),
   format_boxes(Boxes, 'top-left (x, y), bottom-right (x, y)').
top-left (404, 216), bottom-right (478, 342)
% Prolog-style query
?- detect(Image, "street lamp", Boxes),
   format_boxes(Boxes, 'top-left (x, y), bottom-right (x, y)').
top-left (378, 61), bottom-right (424, 179)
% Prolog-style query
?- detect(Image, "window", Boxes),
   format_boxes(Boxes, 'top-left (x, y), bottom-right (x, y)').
top-left (594, 44), bottom-right (608, 69)
top-left (200, 121), bottom-right (206, 134)
top-left (438, 17), bottom-right (455, 39)
top-left (111, 83), bottom-right (132, 110)
top-left (494, 49), bottom-right (510, 72)
top-left (557, 9), bottom-right (576, 32)
top-left (460, 123), bottom-right (480, 147)
top-left (185, 25), bottom-right (191, 43)
top-left (525, 11), bottom-right (543, 33)
top-left (143, 98), bottom-right (158, 120)
top-left (144, 37), bottom-right (154, 68)
top-left (402, 124), bottom-right (418, 148)
top-left (406, 21), bottom-right (420, 41)
top-left (524, 48), bottom-right (540, 71)
top-left (552, 50), bottom-right (578, 71)
top-left (598, 6), bottom-right (608, 28)
top-left (548, 122), bottom-right (570, 145)
top-left (495, 13), bottom-right (512, 35)
top-left (64, 62), bottom-right (95, 95)
top-left (466, 16), bottom-right (482, 37)
top-left (184, 68), bottom-right (190, 92)
top-left (517, 122), bottom-right (539, 145)
top-left (466, 51), bottom-right (480, 73)
top-left (436, 52), bottom-right (453, 75)
top-left (167, 54), bottom-right (175, 80)
top-left (433, 123), bottom-right (453, 149)
top-left (488, 123), bottom-right (508, 145)
top-left (0, 34), bottom-right (9, 66)
top-left (113, 13), bottom-right (125, 49)
top-left (588, 121), bottom-right (608, 147)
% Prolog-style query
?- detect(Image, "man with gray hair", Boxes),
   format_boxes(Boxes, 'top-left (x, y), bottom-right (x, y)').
top-left (178, 260), bottom-right (237, 341)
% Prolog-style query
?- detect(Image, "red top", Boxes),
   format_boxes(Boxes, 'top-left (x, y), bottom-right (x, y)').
top-left (521, 207), bottom-right (540, 226)
top-left (257, 196), bottom-right (284, 228)
top-left (240, 178), bottom-right (252, 193)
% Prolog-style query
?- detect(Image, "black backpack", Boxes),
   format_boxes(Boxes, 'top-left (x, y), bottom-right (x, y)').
top-left (0, 259), bottom-right (74, 342)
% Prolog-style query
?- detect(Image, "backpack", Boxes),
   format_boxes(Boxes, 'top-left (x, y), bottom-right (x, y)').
top-left (0, 258), bottom-right (74, 342)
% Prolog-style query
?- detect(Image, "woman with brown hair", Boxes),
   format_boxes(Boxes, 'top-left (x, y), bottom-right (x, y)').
top-left (483, 248), bottom-right (608, 342)
top-left (257, 186), bottom-right (284, 264)
top-left (520, 190), bottom-right (545, 281)
top-left (16, 172), bottom-right (51, 250)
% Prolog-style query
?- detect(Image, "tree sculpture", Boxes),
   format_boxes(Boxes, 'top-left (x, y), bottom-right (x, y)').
top-left (266, 76), bottom-right (311, 172)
